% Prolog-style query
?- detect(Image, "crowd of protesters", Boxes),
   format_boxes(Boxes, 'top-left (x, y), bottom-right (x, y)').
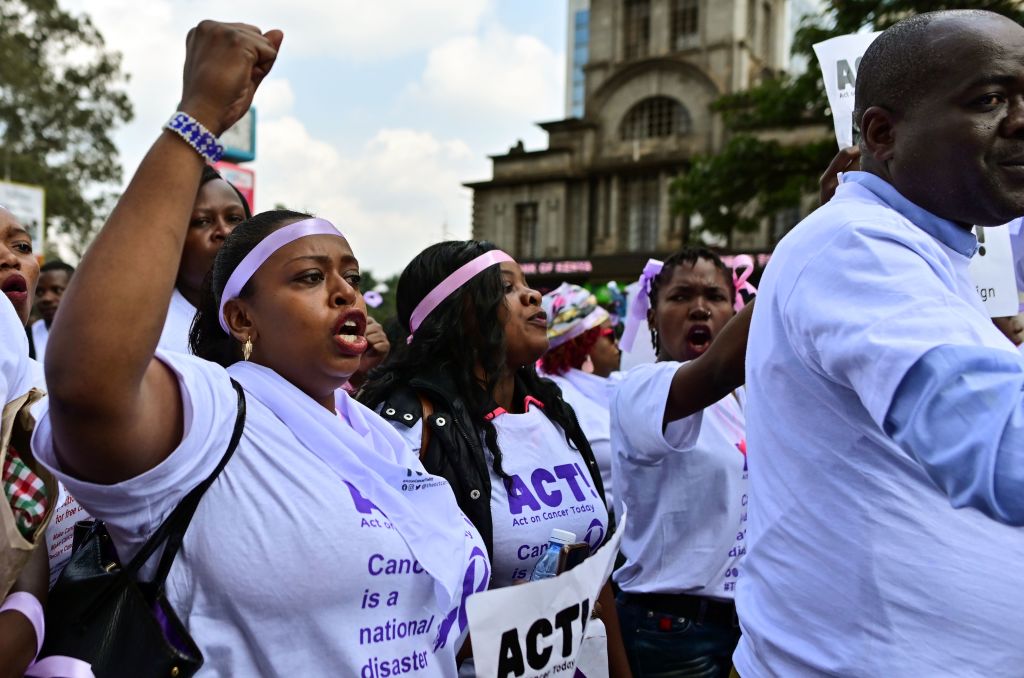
top-left (3, 9), bottom-right (1024, 678)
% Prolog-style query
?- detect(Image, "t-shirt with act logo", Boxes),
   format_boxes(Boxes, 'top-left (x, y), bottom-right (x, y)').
top-left (487, 402), bottom-right (609, 587)
top-left (34, 350), bottom-right (488, 677)
top-left (611, 361), bottom-right (748, 600)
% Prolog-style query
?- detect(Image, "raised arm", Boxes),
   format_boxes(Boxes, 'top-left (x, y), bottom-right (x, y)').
top-left (663, 301), bottom-right (753, 426)
top-left (44, 22), bottom-right (281, 484)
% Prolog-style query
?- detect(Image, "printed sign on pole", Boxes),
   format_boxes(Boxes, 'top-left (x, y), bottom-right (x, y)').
top-left (813, 32), bottom-right (881, 149)
top-left (0, 180), bottom-right (45, 255)
top-left (970, 224), bottom-right (1019, 317)
top-left (213, 160), bottom-right (255, 213)
top-left (466, 512), bottom-right (626, 678)
top-left (221, 107), bottom-right (256, 163)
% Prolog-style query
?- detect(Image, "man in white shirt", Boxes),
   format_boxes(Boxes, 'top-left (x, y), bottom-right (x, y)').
top-left (28, 260), bottom-right (73, 360)
top-left (738, 10), bottom-right (1024, 677)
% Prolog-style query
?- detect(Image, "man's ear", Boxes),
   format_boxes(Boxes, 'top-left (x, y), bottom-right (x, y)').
top-left (860, 105), bottom-right (897, 165)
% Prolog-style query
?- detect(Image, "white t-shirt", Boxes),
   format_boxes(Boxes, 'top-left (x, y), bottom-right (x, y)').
top-left (1, 298), bottom-right (33, 407)
top-left (30, 319), bottom-right (48, 361)
top-left (546, 369), bottom-right (615, 511)
top-left (33, 351), bottom-right (485, 676)
top-left (611, 362), bottom-right (747, 600)
top-left (389, 404), bottom-right (609, 587)
top-left (157, 288), bottom-right (197, 354)
top-left (488, 405), bottom-right (609, 586)
top-left (737, 174), bottom-right (1024, 676)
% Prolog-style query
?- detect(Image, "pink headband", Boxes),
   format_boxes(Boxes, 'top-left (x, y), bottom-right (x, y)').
top-left (218, 218), bottom-right (344, 334)
top-left (724, 254), bottom-right (758, 311)
top-left (407, 250), bottom-right (514, 343)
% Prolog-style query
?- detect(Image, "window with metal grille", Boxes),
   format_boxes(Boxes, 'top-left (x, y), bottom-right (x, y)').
top-left (620, 97), bottom-right (692, 140)
top-left (515, 202), bottom-right (540, 259)
top-left (623, 0), bottom-right (651, 60)
top-left (671, 0), bottom-right (700, 50)
top-left (622, 175), bottom-right (660, 252)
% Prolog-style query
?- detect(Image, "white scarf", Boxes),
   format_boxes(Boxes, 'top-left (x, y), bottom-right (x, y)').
top-left (227, 361), bottom-right (468, 611)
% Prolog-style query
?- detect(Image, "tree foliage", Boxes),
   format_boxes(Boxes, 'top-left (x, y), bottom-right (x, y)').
top-left (672, 0), bottom-right (1024, 245)
top-left (0, 0), bottom-right (133, 255)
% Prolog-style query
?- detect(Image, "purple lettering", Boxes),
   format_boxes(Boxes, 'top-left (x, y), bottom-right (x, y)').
top-left (531, 468), bottom-right (563, 507)
top-left (345, 481), bottom-right (386, 517)
top-left (574, 463), bottom-right (599, 499)
top-left (554, 464), bottom-right (586, 501)
top-left (506, 475), bottom-right (543, 515)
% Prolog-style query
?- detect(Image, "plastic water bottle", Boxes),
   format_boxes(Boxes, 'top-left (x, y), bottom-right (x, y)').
top-left (530, 528), bottom-right (577, 581)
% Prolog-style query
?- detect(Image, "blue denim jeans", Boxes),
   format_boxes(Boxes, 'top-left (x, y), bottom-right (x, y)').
top-left (616, 593), bottom-right (740, 678)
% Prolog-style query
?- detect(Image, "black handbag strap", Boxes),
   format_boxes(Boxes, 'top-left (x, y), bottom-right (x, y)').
top-left (81, 379), bottom-right (246, 619)
top-left (148, 378), bottom-right (247, 588)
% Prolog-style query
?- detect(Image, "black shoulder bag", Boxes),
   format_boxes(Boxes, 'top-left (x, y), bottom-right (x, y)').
top-left (38, 379), bottom-right (246, 678)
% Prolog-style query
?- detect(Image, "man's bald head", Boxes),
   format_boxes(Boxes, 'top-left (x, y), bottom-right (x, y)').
top-left (853, 10), bottom-right (1024, 227)
top-left (854, 10), bottom-right (1007, 124)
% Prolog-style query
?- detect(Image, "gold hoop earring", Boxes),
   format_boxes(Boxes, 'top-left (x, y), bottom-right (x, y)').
top-left (243, 337), bottom-right (253, 361)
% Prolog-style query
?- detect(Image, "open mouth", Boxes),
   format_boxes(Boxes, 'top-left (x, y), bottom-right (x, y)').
top-left (527, 310), bottom-right (548, 329)
top-left (0, 274), bottom-right (28, 305)
top-left (685, 324), bottom-right (713, 354)
top-left (333, 310), bottom-right (369, 356)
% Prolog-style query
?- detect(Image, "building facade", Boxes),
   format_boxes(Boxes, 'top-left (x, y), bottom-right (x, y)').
top-left (466, 0), bottom-right (796, 286)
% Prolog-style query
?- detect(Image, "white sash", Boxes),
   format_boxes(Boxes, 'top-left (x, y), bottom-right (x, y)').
top-left (227, 362), bottom-right (468, 610)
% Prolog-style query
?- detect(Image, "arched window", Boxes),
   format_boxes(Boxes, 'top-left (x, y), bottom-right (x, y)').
top-left (620, 97), bottom-right (691, 140)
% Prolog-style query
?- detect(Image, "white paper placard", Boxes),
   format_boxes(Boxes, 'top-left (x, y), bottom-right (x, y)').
top-left (970, 224), bottom-right (1019, 317)
top-left (0, 180), bottom-right (45, 255)
top-left (813, 32), bottom-right (881, 148)
top-left (466, 511), bottom-right (626, 678)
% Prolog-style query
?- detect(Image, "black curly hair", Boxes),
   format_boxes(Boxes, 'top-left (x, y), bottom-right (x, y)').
top-left (648, 246), bottom-right (735, 356)
top-left (189, 209), bottom-right (313, 365)
top-left (359, 240), bottom-right (593, 480)
top-left (200, 164), bottom-right (252, 219)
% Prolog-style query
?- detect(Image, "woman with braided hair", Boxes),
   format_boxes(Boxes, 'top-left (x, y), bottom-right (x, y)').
top-left (360, 240), bottom-right (632, 676)
top-left (610, 247), bottom-right (753, 677)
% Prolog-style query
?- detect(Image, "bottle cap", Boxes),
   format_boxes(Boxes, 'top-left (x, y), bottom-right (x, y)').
top-left (549, 528), bottom-right (577, 545)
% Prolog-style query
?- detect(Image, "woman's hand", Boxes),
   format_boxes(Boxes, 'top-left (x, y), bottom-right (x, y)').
top-left (347, 317), bottom-right (390, 391)
top-left (178, 22), bottom-right (283, 135)
top-left (819, 146), bottom-right (861, 205)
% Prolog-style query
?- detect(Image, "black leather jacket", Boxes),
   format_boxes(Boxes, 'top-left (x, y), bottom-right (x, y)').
top-left (367, 369), bottom-right (609, 560)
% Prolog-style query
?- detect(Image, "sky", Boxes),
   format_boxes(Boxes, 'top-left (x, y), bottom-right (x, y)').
top-left (60, 0), bottom-right (569, 277)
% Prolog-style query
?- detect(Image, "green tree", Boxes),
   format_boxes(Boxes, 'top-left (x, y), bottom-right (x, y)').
top-left (0, 0), bottom-right (133, 255)
top-left (672, 1), bottom-right (1024, 245)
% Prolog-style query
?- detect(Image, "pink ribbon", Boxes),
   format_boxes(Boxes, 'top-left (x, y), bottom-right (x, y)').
top-left (726, 254), bottom-right (757, 311)
top-left (619, 258), bottom-right (663, 352)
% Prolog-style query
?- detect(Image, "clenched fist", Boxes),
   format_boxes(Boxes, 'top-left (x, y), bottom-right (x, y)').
top-left (178, 21), bottom-right (283, 136)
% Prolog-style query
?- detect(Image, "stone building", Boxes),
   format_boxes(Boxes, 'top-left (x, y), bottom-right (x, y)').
top-left (464, 0), bottom-right (798, 286)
